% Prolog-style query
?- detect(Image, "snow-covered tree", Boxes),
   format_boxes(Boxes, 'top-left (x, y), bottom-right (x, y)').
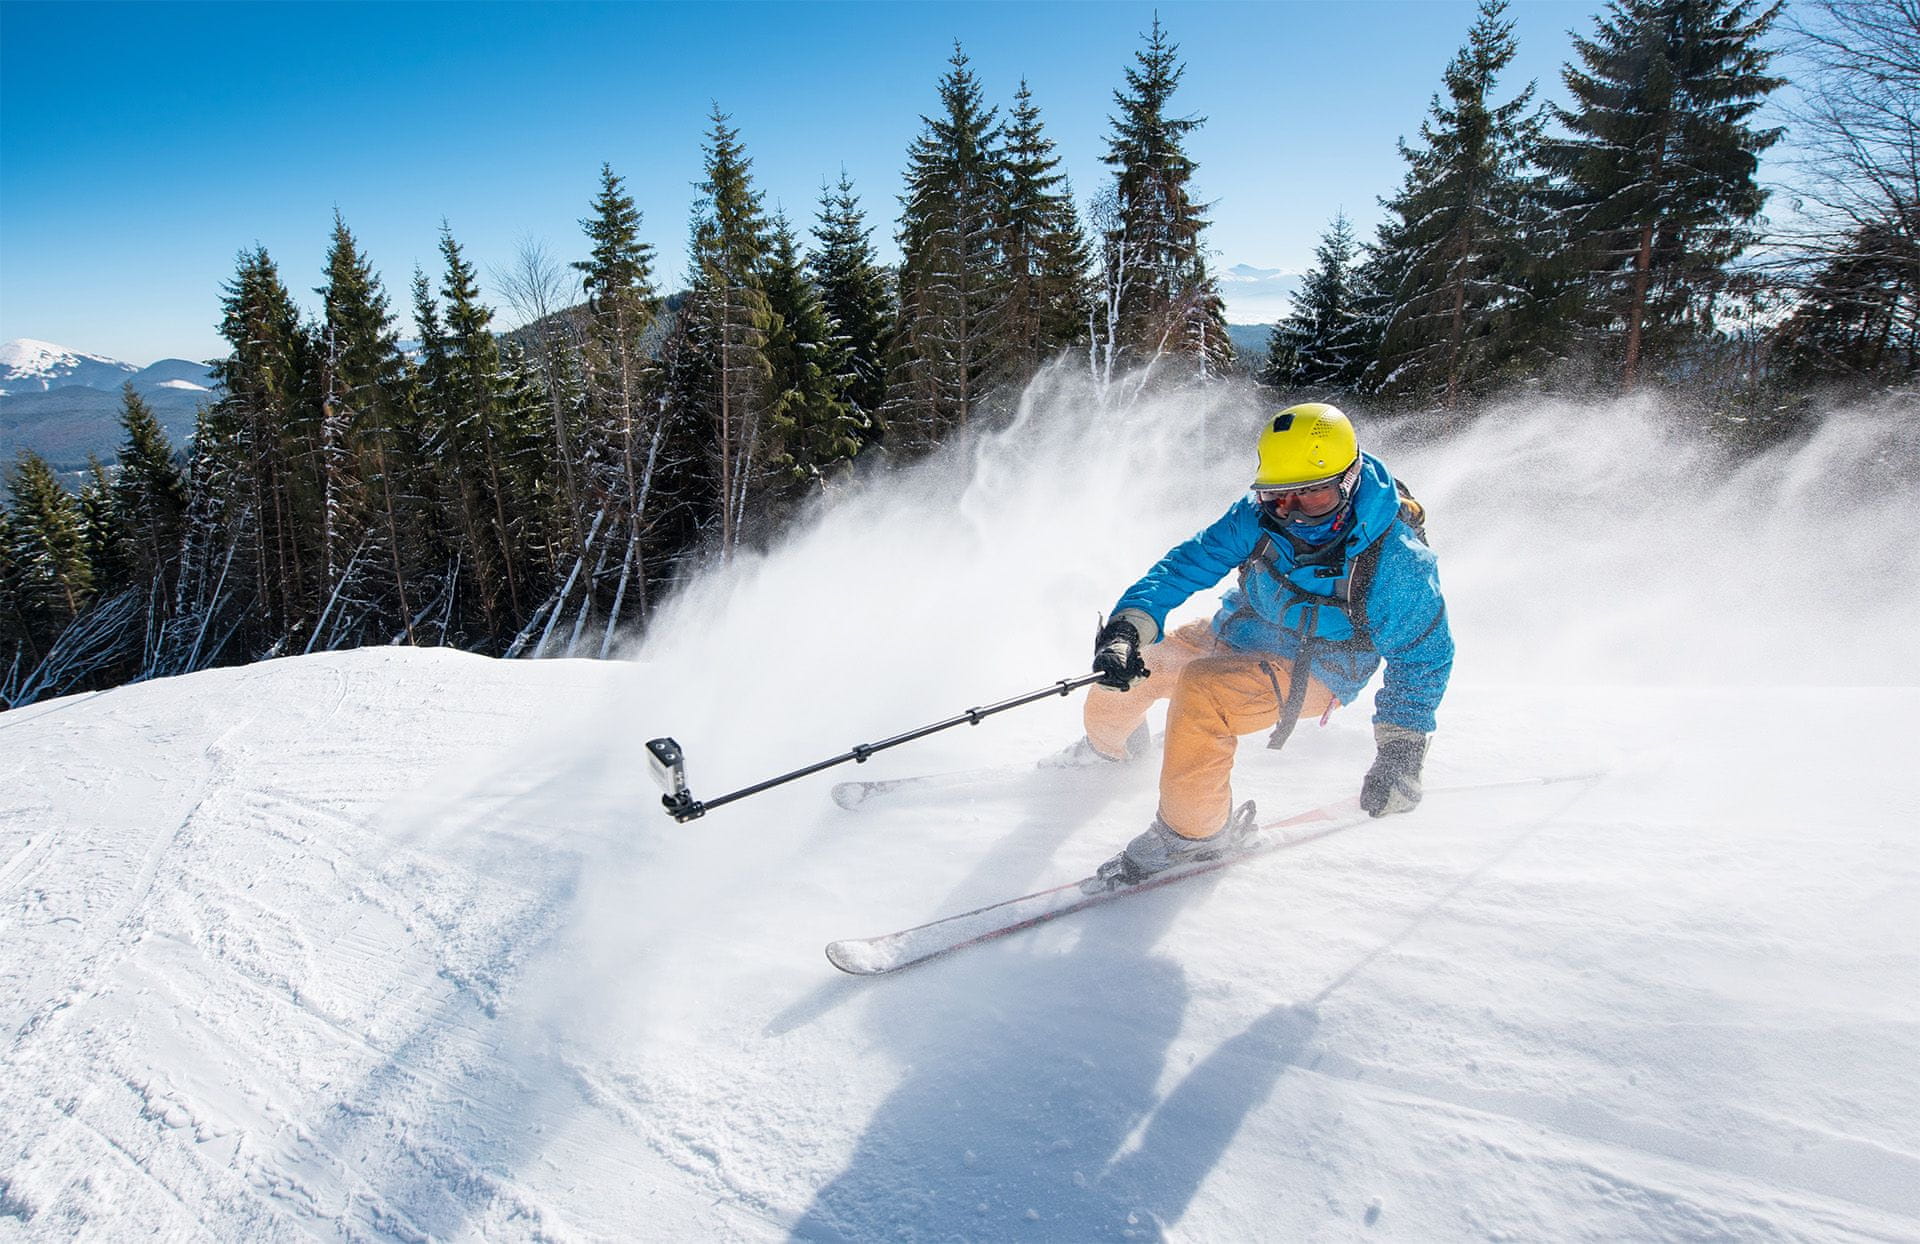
top-left (417, 227), bottom-right (537, 637)
top-left (5, 451), bottom-right (94, 636)
top-left (763, 213), bottom-right (863, 493)
top-left (810, 173), bottom-right (894, 437)
top-left (318, 212), bottom-right (425, 645)
top-left (76, 456), bottom-right (131, 601)
top-left (1266, 213), bottom-right (1376, 391)
top-left (1367, 0), bottom-right (1548, 407)
top-left (1541, 0), bottom-right (1785, 386)
top-left (1100, 16), bottom-right (1231, 377)
top-left (575, 162), bottom-right (663, 525)
top-left (687, 107), bottom-right (775, 556)
top-left (214, 245), bottom-right (321, 642)
top-left (886, 44), bottom-right (1005, 451)
top-left (549, 164), bottom-right (672, 643)
top-left (990, 80), bottom-right (1092, 390)
top-left (110, 383), bottom-right (187, 600)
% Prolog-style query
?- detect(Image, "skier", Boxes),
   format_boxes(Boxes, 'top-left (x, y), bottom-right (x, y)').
top-left (1074, 403), bottom-right (1453, 886)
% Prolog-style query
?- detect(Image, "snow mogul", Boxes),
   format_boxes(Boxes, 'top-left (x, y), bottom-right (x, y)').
top-left (1073, 403), bottom-right (1454, 887)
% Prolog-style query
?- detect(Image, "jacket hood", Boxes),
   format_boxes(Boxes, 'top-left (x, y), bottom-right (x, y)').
top-left (1345, 453), bottom-right (1403, 552)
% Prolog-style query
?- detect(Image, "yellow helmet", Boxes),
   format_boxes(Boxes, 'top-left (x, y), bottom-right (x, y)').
top-left (1253, 403), bottom-right (1358, 488)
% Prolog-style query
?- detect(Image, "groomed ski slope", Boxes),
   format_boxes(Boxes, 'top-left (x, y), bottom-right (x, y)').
top-left (3, 379), bottom-right (1917, 1242)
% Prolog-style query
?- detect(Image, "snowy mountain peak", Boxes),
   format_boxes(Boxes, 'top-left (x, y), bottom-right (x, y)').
top-left (0, 337), bottom-right (140, 395)
top-left (0, 337), bottom-right (129, 372)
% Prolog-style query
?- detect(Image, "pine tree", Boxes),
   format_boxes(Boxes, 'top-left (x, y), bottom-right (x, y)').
top-left (319, 212), bottom-right (422, 645)
top-left (649, 294), bottom-right (722, 566)
top-left (569, 163), bottom-right (666, 639)
top-left (575, 163), bottom-right (662, 523)
top-left (494, 340), bottom-right (563, 583)
top-left (763, 212), bottom-right (863, 494)
top-left (420, 227), bottom-right (531, 636)
top-left (810, 172), bottom-right (895, 436)
top-left (408, 263), bottom-right (467, 643)
top-left (688, 107), bottom-right (775, 555)
top-left (1100, 16), bottom-right (1231, 376)
top-left (1541, 0), bottom-right (1785, 385)
top-left (6, 451), bottom-right (94, 639)
top-left (991, 80), bottom-right (1092, 390)
top-left (158, 382), bottom-right (254, 675)
top-left (77, 456), bottom-right (131, 600)
top-left (577, 164), bottom-right (660, 320)
top-left (213, 245), bottom-right (321, 644)
top-left (1367, 0), bottom-right (1547, 407)
top-left (111, 383), bottom-right (188, 597)
top-left (109, 385), bottom-right (192, 675)
top-left (886, 43), bottom-right (1005, 450)
top-left (1266, 212), bottom-right (1376, 391)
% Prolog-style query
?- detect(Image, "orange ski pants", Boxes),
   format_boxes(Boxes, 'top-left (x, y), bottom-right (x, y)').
top-left (1084, 620), bottom-right (1338, 839)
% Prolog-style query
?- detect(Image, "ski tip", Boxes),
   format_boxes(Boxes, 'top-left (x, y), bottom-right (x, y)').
top-left (825, 940), bottom-right (891, 975)
top-left (829, 782), bottom-right (870, 811)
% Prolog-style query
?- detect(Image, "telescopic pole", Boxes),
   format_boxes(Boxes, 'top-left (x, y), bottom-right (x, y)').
top-left (647, 671), bottom-right (1109, 822)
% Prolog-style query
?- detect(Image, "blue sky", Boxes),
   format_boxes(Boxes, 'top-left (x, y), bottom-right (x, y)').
top-left (4, 0), bottom-right (1612, 364)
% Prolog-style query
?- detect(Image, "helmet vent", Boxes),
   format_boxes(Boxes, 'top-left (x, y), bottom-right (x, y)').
top-left (1272, 413), bottom-right (1294, 432)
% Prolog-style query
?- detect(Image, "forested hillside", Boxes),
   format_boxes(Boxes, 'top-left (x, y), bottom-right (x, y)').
top-left (4, 0), bottom-right (1914, 709)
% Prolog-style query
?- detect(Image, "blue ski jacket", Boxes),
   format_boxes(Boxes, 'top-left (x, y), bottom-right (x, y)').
top-left (1110, 453), bottom-right (1453, 733)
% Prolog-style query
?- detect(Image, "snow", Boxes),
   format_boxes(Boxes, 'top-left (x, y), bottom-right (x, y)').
top-left (0, 339), bottom-right (84, 372)
top-left (0, 338), bottom-right (131, 378)
top-left (0, 338), bottom-right (141, 398)
top-left (152, 378), bottom-right (210, 391)
top-left (3, 372), bottom-right (1918, 1241)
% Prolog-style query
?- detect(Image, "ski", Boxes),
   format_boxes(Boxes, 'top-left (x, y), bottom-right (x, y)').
top-left (831, 764), bottom-right (1019, 810)
top-left (824, 772), bottom-right (1601, 975)
top-left (831, 739), bottom-right (1156, 810)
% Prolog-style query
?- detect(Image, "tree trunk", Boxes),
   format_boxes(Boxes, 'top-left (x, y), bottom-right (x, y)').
top-left (1623, 220), bottom-right (1656, 388)
top-left (718, 289), bottom-right (735, 559)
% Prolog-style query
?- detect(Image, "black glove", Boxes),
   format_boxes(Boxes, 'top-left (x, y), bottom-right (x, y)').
top-left (1360, 723), bottom-right (1428, 817)
top-left (1092, 617), bottom-right (1150, 691)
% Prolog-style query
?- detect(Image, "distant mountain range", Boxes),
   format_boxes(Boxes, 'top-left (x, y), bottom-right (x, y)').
top-left (1217, 263), bottom-right (1298, 326)
top-left (1, 339), bottom-right (217, 473)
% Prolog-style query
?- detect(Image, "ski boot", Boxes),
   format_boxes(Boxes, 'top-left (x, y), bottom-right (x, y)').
top-left (1090, 801), bottom-right (1258, 890)
top-left (1040, 720), bottom-right (1153, 770)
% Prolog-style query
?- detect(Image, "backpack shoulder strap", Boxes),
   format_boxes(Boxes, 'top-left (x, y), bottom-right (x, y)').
top-left (1238, 532), bottom-right (1278, 582)
top-left (1349, 479), bottom-right (1430, 635)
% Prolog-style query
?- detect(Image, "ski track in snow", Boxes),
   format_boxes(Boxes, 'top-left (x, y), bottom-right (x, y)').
top-left (4, 664), bottom-right (1917, 1243)
top-left (4, 393), bottom-right (1920, 1242)
top-left (0, 653), bottom-right (676, 1242)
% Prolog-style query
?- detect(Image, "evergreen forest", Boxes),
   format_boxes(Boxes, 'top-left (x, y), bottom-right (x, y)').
top-left (4, 0), bottom-right (1915, 709)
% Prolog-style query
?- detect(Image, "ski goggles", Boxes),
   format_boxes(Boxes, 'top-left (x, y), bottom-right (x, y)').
top-left (1252, 475), bottom-right (1345, 516)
